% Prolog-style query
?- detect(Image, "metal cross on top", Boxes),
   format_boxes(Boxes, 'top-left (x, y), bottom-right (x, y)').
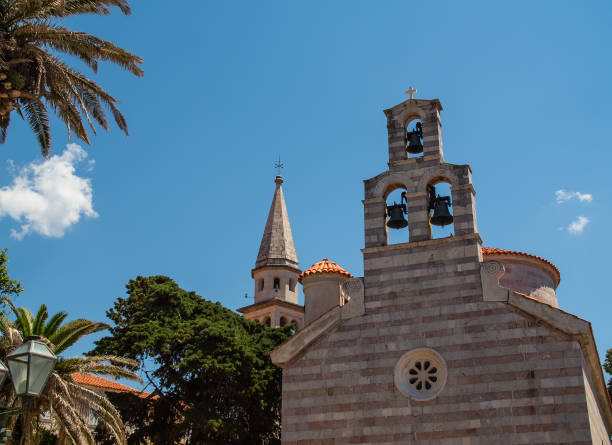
top-left (274, 156), bottom-right (284, 175)
top-left (405, 86), bottom-right (418, 100)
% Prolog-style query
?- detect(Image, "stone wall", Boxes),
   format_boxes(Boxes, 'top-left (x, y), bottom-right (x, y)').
top-left (582, 356), bottom-right (611, 444)
top-left (280, 236), bottom-right (597, 444)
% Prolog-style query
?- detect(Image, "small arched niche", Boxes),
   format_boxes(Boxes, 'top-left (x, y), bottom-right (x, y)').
top-left (405, 116), bottom-right (424, 159)
top-left (385, 185), bottom-right (409, 245)
top-left (427, 178), bottom-right (454, 239)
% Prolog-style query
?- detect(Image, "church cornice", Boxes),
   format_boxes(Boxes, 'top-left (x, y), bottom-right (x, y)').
top-left (237, 297), bottom-right (304, 314)
top-left (251, 264), bottom-right (301, 278)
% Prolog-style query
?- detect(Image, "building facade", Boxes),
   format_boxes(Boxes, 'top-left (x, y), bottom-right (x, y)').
top-left (270, 94), bottom-right (612, 444)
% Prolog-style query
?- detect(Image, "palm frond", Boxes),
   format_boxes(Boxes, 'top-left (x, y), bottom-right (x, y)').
top-left (68, 387), bottom-right (126, 444)
top-left (15, 24), bottom-right (143, 76)
top-left (16, 307), bottom-right (35, 337)
top-left (0, 0), bottom-right (141, 156)
top-left (43, 310), bottom-right (69, 337)
top-left (48, 392), bottom-right (92, 444)
top-left (0, 113), bottom-right (10, 143)
top-left (2, 297), bottom-right (35, 337)
top-left (21, 99), bottom-right (51, 157)
top-left (6, 0), bottom-right (131, 26)
top-left (32, 304), bottom-right (49, 335)
top-left (49, 319), bottom-right (108, 354)
top-left (56, 357), bottom-right (141, 383)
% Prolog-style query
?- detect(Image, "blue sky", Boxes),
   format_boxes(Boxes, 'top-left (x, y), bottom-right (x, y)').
top-left (0, 1), bottom-right (610, 380)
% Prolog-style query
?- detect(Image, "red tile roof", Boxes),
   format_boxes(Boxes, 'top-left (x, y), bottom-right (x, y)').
top-left (70, 372), bottom-right (150, 398)
top-left (481, 247), bottom-right (560, 284)
top-left (299, 258), bottom-right (353, 283)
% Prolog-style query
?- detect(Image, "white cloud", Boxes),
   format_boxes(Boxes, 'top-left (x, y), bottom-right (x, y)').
top-left (566, 216), bottom-right (589, 235)
top-left (0, 144), bottom-right (98, 239)
top-left (555, 189), bottom-right (593, 204)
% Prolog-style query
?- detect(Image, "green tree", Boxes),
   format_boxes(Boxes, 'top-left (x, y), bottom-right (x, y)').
top-left (604, 348), bottom-right (612, 400)
top-left (0, 0), bottom-right (143, 157)
top-left (0, 249), bottom-right (22, 299)
top-left (0, 298), bottom-right (141, 445)
top-left (91, 275), bottom-right (292, 445)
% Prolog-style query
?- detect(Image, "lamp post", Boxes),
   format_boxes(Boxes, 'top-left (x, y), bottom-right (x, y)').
top-left (0, 336), bottom-right (57, 444)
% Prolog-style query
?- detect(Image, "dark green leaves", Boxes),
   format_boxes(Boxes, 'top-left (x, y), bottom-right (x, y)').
top-left (92, 276), bottom-right (292, 444)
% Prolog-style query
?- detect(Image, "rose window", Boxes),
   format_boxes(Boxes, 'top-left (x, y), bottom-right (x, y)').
top-left (408, 359), bottom-right (438, 391)
top-left (394, 348), bottom-right (447, 401)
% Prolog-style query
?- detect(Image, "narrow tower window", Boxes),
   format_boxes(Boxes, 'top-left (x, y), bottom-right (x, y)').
top-left (427, 181), bottom-right (454, 240)
top-left (258, 279), bottom-right (264, 291)
top-left (273, 277), bottom-right (280, 290)
top-left (406, 120), bottom-right (424, 158)
top-left (386, 187), bottom-right (409, 245)
top-left (289, 279), bottom-right (296, 292)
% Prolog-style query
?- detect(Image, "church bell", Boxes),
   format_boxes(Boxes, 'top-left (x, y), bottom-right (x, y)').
top-left (406, 122), bottom-right (423, 155)
top-left (427, 184), bottom-right (453, 227)
top-left (430, 196), bottom-right (453, 227)
top-left (386, 192), bottom-right (408, 229)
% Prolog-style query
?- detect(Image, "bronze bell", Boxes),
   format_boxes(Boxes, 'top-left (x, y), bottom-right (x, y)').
top-left (430, 196), bottom-right (453, 227)
top-left (406, 122), bottom-right (423, 154)
top-left (386, 192), bottom-right (408, 229)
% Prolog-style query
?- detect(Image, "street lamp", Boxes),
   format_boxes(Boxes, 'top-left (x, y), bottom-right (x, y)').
top-left (6, 336), bottom-right (56, 397)
top-left (0, 336), bottom-right (57, 444)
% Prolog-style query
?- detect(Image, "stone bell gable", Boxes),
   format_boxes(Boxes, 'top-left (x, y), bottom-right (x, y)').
top-left (271, 92), bottom-right (612, 444)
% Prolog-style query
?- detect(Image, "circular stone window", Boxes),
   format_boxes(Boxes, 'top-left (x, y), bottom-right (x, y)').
top-left (394, 348), bottom-right (447, 401)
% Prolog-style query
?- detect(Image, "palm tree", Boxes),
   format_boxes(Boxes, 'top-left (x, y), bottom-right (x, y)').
top-left (0, 297), bottom-right (141, 445)
top-left (0, 0), bottom-right (143, 157)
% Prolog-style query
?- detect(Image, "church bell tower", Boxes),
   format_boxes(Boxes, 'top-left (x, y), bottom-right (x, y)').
top-left (238, 174), bottom-right (304, 328)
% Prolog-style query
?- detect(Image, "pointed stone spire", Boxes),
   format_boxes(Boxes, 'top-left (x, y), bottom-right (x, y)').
top-left (255, 175), bottom-right (299, 270)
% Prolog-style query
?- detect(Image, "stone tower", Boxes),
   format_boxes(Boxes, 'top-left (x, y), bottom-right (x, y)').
top-left (238, 175), bottom-right (304, 328)
top-left (271, 93), bottom-right (612, 444)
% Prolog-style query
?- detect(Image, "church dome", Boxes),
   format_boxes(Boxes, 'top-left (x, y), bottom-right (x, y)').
top-left (298, 258), bottom-right (353, 283)
top-left (482, 246), bottom-right (560, 307)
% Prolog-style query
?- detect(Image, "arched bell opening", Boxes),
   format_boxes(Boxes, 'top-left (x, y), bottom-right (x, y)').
top-left (426, 179), bottom-right (454, 239)
top-left (385, 187), bottom-right (409, 245)
top-left (273, 277), bottom-right (281, 291)
top-left (280, 316), bottom-right (287, 327)
top-left (264, 316), bottom-right (271, 327)
top-left (405, 117), bottom-right (424, 159)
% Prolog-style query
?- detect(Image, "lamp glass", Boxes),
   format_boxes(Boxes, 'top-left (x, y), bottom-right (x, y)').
top-left (28, 354), bottom-right (55, 396)
top-left (6, 354), bottom-right (27, 395)
top-left (0, 360), bottom-right (8, 390)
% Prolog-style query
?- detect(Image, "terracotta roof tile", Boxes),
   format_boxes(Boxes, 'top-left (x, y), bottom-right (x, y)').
top-left (298, 258), bottom-right (353, 283)
top-left (70, 372), bottom-right (148, 396)
top-left (481, 246), bottom-right (560, 284)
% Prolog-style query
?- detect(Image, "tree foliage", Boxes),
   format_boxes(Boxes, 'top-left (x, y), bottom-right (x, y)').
top-left (0, 0), bottom-right (143, 157)
top-left (0, 248), bottom-right (22, 299)
top-left (91, 275), bottom-right (292, 445)
top-left (0, 298), bottom-right (141, 445)
top-left (604, 348), bottom-right (612, 401)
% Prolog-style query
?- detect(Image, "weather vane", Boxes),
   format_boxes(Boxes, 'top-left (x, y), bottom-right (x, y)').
top-left (274, 156), bottom-right (284, 175)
